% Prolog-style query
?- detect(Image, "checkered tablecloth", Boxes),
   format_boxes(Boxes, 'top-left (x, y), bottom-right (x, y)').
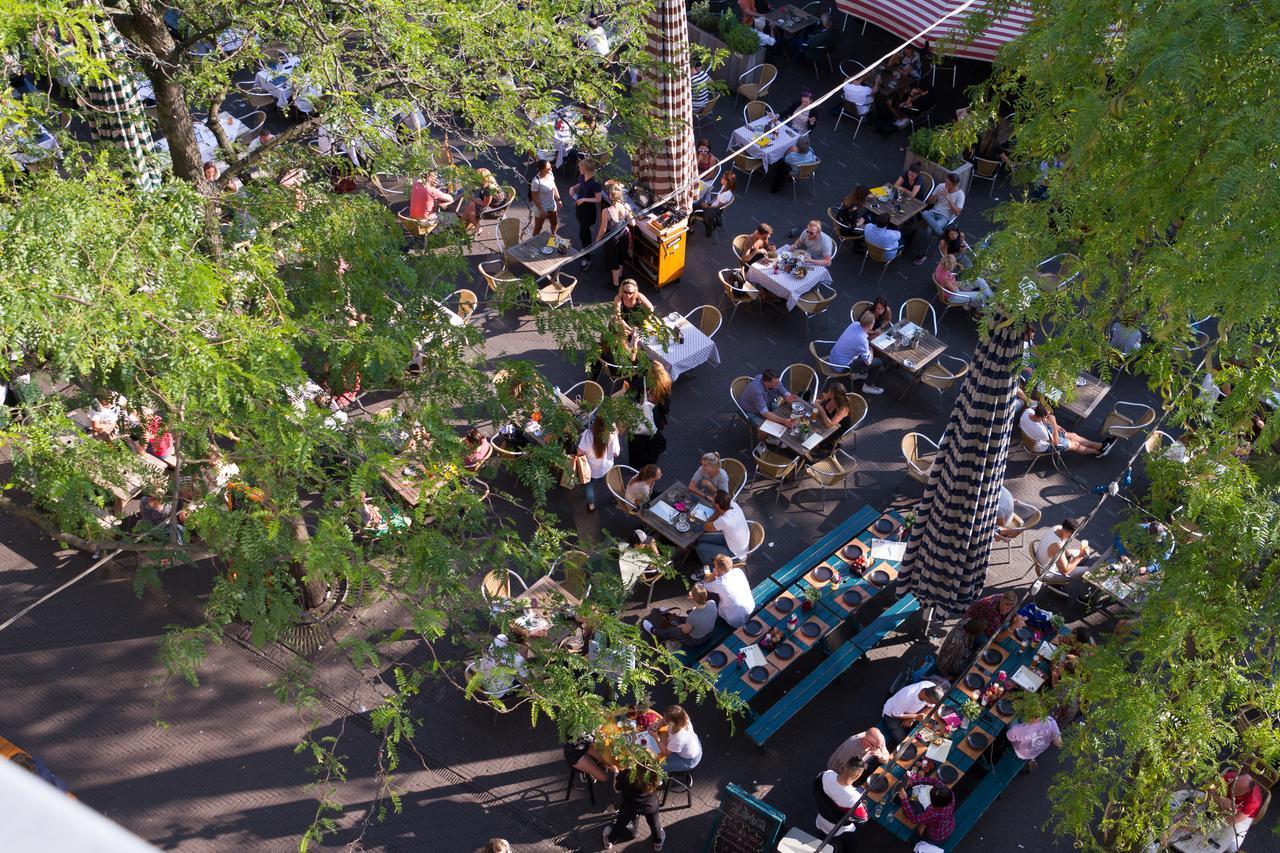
top-left (745, 263), bottom-right (830, 310)
top-left (642, 316), bottom-right (720, 381)
top-left (729, 118), bottom-right (801, 170)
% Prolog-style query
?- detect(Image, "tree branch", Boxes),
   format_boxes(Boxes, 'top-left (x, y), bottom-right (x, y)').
top-left (216, 115), bottom-right (322, 189)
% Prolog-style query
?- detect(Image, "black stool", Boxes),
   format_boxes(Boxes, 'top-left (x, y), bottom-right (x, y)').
top-left (565, 768), bottom-right (597, 805)
top-left (661, 770), bottom-right (694, 808)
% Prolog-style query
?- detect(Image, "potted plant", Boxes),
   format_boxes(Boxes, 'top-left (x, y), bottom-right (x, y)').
top-left (906, 127), bottom-right (974, 196)
top-left (687, 2), bottom-right (766, 85)
top-left (960, 699), bottom-right (982, 724)
top-left (801, 585), bottom-right (823, 612)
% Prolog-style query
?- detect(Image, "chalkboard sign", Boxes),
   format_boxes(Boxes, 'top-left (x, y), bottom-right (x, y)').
top-left (704, 783), bottom-right (786, 853)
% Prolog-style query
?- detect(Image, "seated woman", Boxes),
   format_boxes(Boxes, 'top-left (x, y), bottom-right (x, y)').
top-left (934, 253), bottom-right (995, 306)
top-left (688, 452), bottom-right (729, 501)
top-left (868, 295), bottom-right (894, 334)
top-left (1020, 402), bottom-right (1109, 457)
top-left (835, 185), bottom-right (870, 236)
top-left (938, 225), bottom-right (974, 270)
top-left (461, 428), bottom-right (492, 471)
top-left (645, 583), bottom-right (718, 646)
top-left (811, 381), bottom-right (851, 456)
top-left (614, 279), bottom-right (655, 336)
top-left (457, 168), bottom-right (503, 233)
top-left (658, 705), bottom-right (703, 772)
top-left (936, 617), bottom-right (986, 679)
top-left (625, 464), bottom-right (662, 505)
top-left (738, 222), bottom-right (775, 268)
top-left (692, 173), bottom-right (736, 236)
top-left (695, 138), bottom-right (716, 173)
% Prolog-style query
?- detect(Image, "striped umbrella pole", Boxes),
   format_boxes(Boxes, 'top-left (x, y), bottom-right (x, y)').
top-left (896, 313), bottom-right (1025, 622)
top-left (86, 22), bottom-right (162, 191)
top-left (636, 0), bottom-right (698, 210)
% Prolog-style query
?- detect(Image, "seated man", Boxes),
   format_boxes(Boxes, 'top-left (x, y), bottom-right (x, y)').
top-left (783, 219), bottom-right (835, 266)
top-left (893, 79), bottom-right (935, 128)
top-left (1035, 517), bottom-right (1093, 577)
top-left (814, 757), bottom-right (870, 853)
top-left (736, 368), bottom-right (800, 438)
top-left (830, 75), bottom-right (874, 117)
top-left (827, 727), bottom-right (892, 772)
top-left (700, 553), bottom-right (754, 628)
top-left (965, 590), bottom-right (1023, 637)
top-left (828, 311), bottom-right (885, 395)
top-left (770, 137), bottom-right (819, 194)
top-left (936, 617), bottom-right (986, 680)
top-left (862, 213), bottom-right (903, 260)
top-left (1020, 402), bottom-right (1111, 457)
top-left (913, 172), bottom-right (965, 265)
top-left (697, 491), bottom-right (752, 568)
top-left (882, 680), bottom-right (945, 744)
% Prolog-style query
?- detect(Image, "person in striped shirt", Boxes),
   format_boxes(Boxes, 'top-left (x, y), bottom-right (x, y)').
top-left (690, 58), bottom-right (711, 112)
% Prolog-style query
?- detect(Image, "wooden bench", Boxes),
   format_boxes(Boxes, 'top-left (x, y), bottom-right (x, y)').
top-left (746, 594), bottom-right (920, 746)
top-left (940, 747), bottom-right (1025, 851)
top-left (676, 577), bottom-right (782, 664)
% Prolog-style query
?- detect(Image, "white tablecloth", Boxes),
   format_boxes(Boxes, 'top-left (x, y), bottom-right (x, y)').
top-left (729, 117), bottom-right (801, 170)
top-left (641, 314), bottom-right (720, 381)
top-left (746, 262), bottom-right (830, 310)
top-left (7, 123), bottom-right (58, 166)
top-left (533, 107), bottom-right (608, 168)
top-left (254, 55), bottom-right (318, 112)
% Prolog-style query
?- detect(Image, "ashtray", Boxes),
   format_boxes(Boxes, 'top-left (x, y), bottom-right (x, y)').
top-left (982, 648), bottom-right (1003, 665)
top-left (802, 621), bottom-right (822, 638)
top-left (674, 521), bottom-right (691, 533)
top-left (966, 731), bottom-right (990, 750)
top-left (744, 620), bottom-right (764, 637)
top-left (748, 666), bottom-right (769, 684)
top-left (791, 402), bottom-right (806, 414)
top-left (539, 246), bottom-right (555, 255)
top-left (904, 359), bottom-right (917, 369)
top-left (937, 764), bottom-right (959, 785)
top-left (773, 643), bottom-right (795, 661)
top-left (867, 774), bottom-right (889, 794)
top-left (874, 518), bottom-right (895, 534)
top-left (963, 672), bottom-right (984, 690)
top-left (774, 597), bottom-right (795, 613)
top-left (868, 569), bottom-right (890, 586)
top-left (1075, 376), bottom-right (1088, 387)
top-left (706, 650), bottom-right (727, 668)
top-left (813, 566), bottom-right (833, 582)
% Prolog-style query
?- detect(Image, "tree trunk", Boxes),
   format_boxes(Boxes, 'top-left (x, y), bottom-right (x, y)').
top-left (288, 516), bottom-right (328, 611)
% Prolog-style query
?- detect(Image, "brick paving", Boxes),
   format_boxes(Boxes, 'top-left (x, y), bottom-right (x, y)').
top-left (0, 22), bottom-right (1230, 853)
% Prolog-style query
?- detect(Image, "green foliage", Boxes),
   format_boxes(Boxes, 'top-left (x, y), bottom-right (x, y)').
top-left (689, 1), bottom-right (722, 32)
top-left (907, 128), bottom-right (951, 166)
top-left (717, 10), bottom-right (762, 56)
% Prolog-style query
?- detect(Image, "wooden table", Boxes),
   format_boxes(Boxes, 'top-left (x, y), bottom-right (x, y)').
top-left (640, 483), bottom-right (711, 551)
top-left (866, 194), bottom-right (926, 228)
top-left (871, 322), bottom-right (948, 378)
top-left (517, 575), bottom-right (581, 608)
top-left (1054, 371), bottom-right (1111, 422)
top-left (380, 459), bottom-right (453, 507)
top-left (760, 4), bottom-right (818, 35)
top-left (1081, 549), bottom-right (1159, 611)
top-left (505, 230), bottom-right (575, 278)
top-left (765, 399), bottom-right (840, 460)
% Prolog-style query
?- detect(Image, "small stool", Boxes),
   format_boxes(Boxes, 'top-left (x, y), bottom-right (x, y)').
top-left (565, 768), bottom-right (597, 805)
top-left (661, 770), bottom-right (694, 808)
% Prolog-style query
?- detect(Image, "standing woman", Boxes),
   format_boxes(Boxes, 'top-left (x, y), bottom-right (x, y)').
top-left (576, 415), bottom-right (620, 512)
top-left (602, 766), bottom-right (665, 851)
top-left (628, 361), bottom-right (671, 469)
top-left (597, 182), bottom-right (636, 290)
top-left (570, 159), bottom-right (603, 270)
top-left (529, 159), bottom-right (561, 236)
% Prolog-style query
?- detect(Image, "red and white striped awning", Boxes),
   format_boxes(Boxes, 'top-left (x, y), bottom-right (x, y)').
top-left (834, 0), bottom-right (1034, 63)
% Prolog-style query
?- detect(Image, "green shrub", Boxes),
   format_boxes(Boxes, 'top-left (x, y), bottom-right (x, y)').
top-left (718, 10), bottom-right (761, 55)
top-left (689, 1), bottom-right (721, 31)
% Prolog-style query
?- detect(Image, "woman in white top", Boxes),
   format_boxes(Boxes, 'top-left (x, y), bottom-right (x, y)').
top-left (529, 159), bottom-right (561, 236)
top-left (576, 414), bottom-right (620, 512)
top-left (1019, 402), bottom-right (1107, 456)
top-left (660, 705), bottom-right (703, 771)
top-left (625, 464), bottom-right (661, 506)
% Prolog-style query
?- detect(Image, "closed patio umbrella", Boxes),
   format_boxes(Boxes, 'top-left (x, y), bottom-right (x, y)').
top-left (86, 23), bottom-right (162, 191)
top-left (896, 313), bottom-right (1024, 618)
top-left (634, 0), bottom-right (698, 211)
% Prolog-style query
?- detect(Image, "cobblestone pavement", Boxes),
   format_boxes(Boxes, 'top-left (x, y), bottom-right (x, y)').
top-left (0, 23), bottom-right (1227, 853)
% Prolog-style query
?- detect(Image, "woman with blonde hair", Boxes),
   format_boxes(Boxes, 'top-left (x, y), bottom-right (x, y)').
top-left (597, 182), bottom-right (636, 289)
top-left (688, 451), bottom-right (729, 500)
top-left (628, 361), bottom-right (671, 469)
top-left (575, 415), bottom-right (620, 512)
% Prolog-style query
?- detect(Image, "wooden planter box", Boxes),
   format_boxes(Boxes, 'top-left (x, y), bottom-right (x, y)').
top-left (688, 23), bottom-right (767, 90)
top-left (902, 152), bottom-right (974, 197)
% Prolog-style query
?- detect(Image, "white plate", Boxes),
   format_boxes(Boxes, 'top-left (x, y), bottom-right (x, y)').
top-left (791, 402), bottom-right (806, 414)
top-left (904, 359), bottom-right (917, 369)
top-left (540, 246), bottom-right (555, 255)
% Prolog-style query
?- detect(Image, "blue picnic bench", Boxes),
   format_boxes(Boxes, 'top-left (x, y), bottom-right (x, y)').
top-left (675, 577), bottom-right (782, 664)
top-left (769, 505), bottom-right (881, 588)
top-left (745, 593), bottom-right (921, 746)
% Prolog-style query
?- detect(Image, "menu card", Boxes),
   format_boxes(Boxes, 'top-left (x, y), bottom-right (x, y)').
top-left (870, 539), bottom-right (907, 561)
top-left (650, 500), bottom-right (677, 523)
top-left (759, 420), bottom-right (786, 438)
top-left (742, 644), bottom-right (767, 668)
top-left (802, 432), bottom-right (825, 451)
top-left (925, 739), bottom-right (953, 762)
top-left (1012, 665), bottom-right (1045, 692)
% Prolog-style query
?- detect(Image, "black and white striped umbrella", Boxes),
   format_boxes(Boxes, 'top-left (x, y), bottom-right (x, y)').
top-left (635, 0), bottom-right (698, 210)
top-left (896, 313), bottom-right (1024, 615)
top-left (86, 23), bottom-right (162, 191)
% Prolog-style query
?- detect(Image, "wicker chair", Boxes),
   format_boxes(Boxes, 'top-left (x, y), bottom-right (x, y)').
top-left (736, 64), bottom-right (778, 102)
top-left (717, 268), bottom-right (760, 323)
top-left (901, 432), bottom-right (940, 483)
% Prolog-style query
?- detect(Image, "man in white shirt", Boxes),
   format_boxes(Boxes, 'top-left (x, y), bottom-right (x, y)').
top-left (697, 491), bottom-right (752, 565)
top-left (862, 213), bottom-right (903, 260)
top-left (913, 172), bottom-right (966, 264)
top-left (1019, 402), bottom-right (1109, 456)
top-left (1035, 516), bottom-right (1093, 577)
top-left (882, 680), bottom-right (945, 743)
top-left (831, 79), bottom-right (874, 117)
top-left (701, 553), bottom-right (754, 628)
top-left (582, 17), bottom-right (611, 57)
top-left (814, 757), bottom-right (869, 850)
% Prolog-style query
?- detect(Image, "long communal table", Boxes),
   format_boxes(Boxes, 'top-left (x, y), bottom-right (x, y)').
top-left (865, 625), bottom-right (1059, 846)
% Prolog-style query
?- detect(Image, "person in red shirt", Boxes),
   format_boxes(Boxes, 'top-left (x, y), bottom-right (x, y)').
top-left (1216, 771), bottom-right (1263, 829)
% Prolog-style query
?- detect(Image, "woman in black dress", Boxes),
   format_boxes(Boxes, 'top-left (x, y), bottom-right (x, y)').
top-left (812, 381), bottom-right (852, 456)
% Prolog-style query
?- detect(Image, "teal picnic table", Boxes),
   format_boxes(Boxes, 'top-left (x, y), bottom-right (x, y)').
top-left (864, 625), bottom-right (1058, 846)
top-left (699, 506), bottom-right (912, 710)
